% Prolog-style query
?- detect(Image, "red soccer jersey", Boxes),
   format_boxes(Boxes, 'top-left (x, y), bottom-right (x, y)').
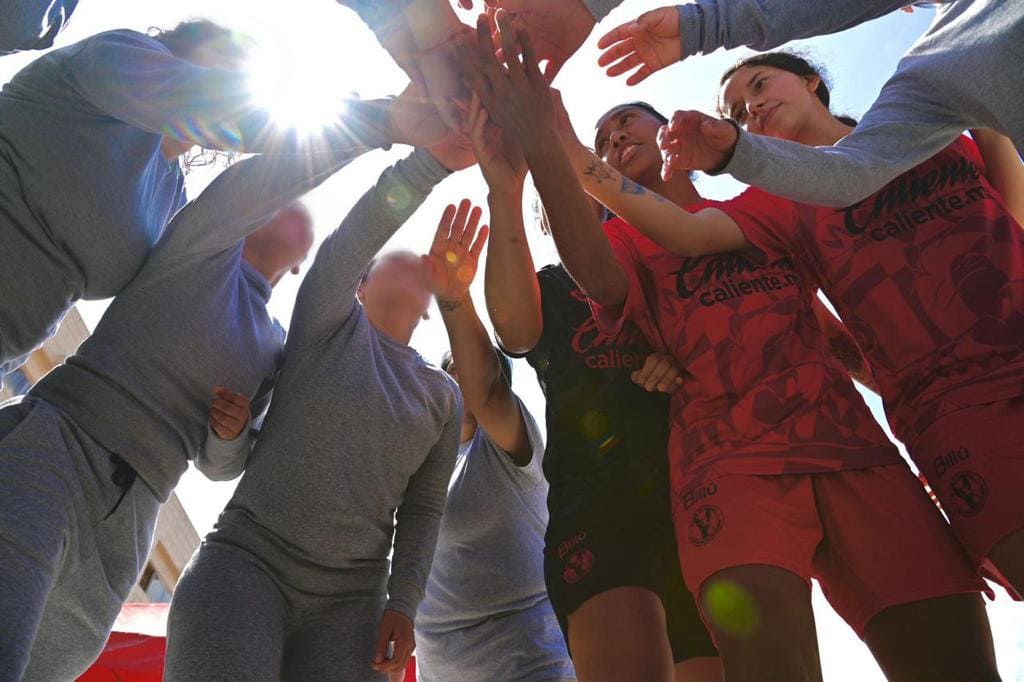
top-left (593, 215), bottom-right (900, 489)
top-left (719, 137), bottom-right (1024, 447)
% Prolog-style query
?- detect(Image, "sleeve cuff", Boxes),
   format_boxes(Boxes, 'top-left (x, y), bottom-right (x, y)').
top-left (341, 98), bottom-right (395, 151)
top-left (582, 0), bottom-right (621, 22)
top-left (395, 147), bottom-right (452, 193)
top-left (677, 4), bottom-right (705, 59)
top-left (384, 591), bottom-right (420, 623)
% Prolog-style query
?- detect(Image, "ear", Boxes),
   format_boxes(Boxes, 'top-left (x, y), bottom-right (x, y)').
top-left (356, 283), bottom-right (366, 304)
top-left (290, 265), bottom-right (300, 275)
top-left (804, 74), bottom-right (822, 93)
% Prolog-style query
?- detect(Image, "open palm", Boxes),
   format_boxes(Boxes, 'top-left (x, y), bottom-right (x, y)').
top-left (597, 7), bottom-right (682, 86)
top-left (423, 199), bottom-right (489, 303)
top-left (468, 93), bottom-right (527, 189)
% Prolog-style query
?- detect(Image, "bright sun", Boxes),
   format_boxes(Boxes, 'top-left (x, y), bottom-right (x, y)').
top-left (245, 8), bottom-right (407, 135)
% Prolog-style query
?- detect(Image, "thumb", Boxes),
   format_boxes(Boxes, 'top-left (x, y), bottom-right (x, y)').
top-left (373, 621), bottom-right (392, 664)
top-left (543, 57), bottom-right (566, 84)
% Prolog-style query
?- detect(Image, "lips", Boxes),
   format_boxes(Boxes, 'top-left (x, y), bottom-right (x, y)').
top-left (620, 142), bottom-right (641, 167)
top-left (759, 104), bottom-right (781, 131)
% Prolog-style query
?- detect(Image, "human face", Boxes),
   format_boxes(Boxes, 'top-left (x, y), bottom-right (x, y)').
top-left (594, 106), bottom-right (665, 187)
top-left (245, 202), bottom-right (314, 277)
top-left (360, 252), bottom-right (431, 318)
top-left (719, 65), bottom-right (823, 142)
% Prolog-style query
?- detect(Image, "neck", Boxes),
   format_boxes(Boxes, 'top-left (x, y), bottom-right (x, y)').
top-left (160, 137), bottom-right (191, 161)
top-left (242, 248), bottom-right (286, 288)
top-left (366, 306), bottom-right (419, 346)
top-left (646, 173), bottom-right (703, 207)
top-left (797, 113), bottom-right (854, 147)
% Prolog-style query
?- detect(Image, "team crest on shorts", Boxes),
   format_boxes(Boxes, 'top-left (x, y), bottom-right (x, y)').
top-left (689, 505), bottom-right (725, 546)
top-left (562, 548), bottom-right (595, 584)
top-left (948, 471), bottom-right (988, 517)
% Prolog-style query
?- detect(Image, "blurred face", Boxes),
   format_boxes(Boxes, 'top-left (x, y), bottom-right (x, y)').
top-left (719, 65), bottom-right (823, 142)
top-left (245, 202), bottom-right (314, 277)
top-left (359, 252), bottom-right (431, 318)
top-left (594, 106), bottom-right (665, 188)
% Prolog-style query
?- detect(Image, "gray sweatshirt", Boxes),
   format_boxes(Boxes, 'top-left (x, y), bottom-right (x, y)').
top-left (0, 29), bottom-right (391, 379)
top-left (210, 148), bottom-right (462, 622)
top-left (671, 0), bottom-right (1023, 206)
top-left (31, 142), bottom-right (377, 501)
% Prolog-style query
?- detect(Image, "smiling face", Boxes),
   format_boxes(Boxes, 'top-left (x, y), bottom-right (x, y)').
top-left (719, 65), bottom-right (825, 142)
top-left (594, 105), bottom-right (667, 189)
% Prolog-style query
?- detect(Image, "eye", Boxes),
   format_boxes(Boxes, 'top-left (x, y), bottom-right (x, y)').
top-left (753, 76), bottom-right (768, 92)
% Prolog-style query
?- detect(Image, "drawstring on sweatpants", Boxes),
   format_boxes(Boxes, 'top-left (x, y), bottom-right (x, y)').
top-left (104, 454), bottom-right (138, 520)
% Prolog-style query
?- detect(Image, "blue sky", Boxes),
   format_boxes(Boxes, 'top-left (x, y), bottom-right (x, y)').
top-left (2, 1), bottom-right (1021, 678)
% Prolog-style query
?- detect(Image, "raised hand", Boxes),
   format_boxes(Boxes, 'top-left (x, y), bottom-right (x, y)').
top-left (404, 0), bottom-right (475, 131)
top-left (597, 6), bottom-right (682, 86)
top-left (388, 81), bottom-right (451, 148)
top-left (467, 93), bottom-right (527, 190)
top-left (209, 386), bottom-right (251, 440)
top-left (371, 610), bottom-right (415, 674)
top-left (658, 110), bottom-right (739, 180)
top-left (631, 353), bottom-right (684, 393)
top-left (483, 0), bottom-right (596, 81)
top-left (423, 199), bottom-right (489, 306)
top-left (460, 11), bottom-right (557, 149)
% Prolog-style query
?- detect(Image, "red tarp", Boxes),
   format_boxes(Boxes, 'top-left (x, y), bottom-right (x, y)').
top-left (79, 603), bottom-right (417, 681)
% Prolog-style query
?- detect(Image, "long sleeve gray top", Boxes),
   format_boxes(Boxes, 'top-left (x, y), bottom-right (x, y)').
top-left (212, 149), bottom-right (462, 622)
top-left (31, 142), bottom-right (376, 502)
top-left (0, 29), bottom-right (392, 376)
top-left (670, 0), bottom-right (1023, 206)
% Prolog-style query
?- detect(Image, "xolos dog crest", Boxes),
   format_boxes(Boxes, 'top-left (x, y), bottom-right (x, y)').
top-left (689, 505), bottom-right (725, 546)
top-left (947, 471), bottom-right (988, 517)
top-left (562, 548), bottom-right (595, 584)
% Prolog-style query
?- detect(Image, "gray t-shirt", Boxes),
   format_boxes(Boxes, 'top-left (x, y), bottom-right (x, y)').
top-left (416, 400), bottom-right (575, 681)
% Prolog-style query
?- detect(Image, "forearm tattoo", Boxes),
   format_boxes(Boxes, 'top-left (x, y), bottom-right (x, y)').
top-left (437, 297), bottom-right (461, 312)
top-left (583, 160), bottom-right (614, 184)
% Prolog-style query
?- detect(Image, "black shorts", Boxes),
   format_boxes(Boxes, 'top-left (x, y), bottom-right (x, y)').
top-left (543, 500), bottom-right (717, 663)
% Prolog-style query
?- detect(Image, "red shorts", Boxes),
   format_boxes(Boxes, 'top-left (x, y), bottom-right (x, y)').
top-left (675, 464), bottom-right (986, 637)
top-left (912, 396), bottom-right (1024, 571)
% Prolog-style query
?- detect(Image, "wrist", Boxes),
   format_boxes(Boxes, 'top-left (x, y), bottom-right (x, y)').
top-left (437, 293), bottom-right (471, 314)
top-left (487, 187), bottom-right (524, 207)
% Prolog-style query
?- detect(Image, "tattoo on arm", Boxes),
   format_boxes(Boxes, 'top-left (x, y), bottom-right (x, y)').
top-left (437, 298), bottom-right (461, 312)
top-left (583, 160), bottom-right (614, 184)
top-left (620, 174), bottom-right (668, 202)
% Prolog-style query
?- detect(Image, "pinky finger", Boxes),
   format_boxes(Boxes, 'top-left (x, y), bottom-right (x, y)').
top-left (626, 65), bottom-right (653, 87)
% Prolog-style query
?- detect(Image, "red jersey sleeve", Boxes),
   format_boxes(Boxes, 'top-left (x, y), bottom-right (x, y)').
top-left (713, 187), bottom-right (802, 261)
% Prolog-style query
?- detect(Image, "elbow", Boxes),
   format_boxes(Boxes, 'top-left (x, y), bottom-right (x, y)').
top-left (495, 326), bottom-right (541, 356)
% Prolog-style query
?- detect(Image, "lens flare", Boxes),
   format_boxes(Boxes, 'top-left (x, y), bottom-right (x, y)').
top-left (704, 578), bottom-right (760, 638)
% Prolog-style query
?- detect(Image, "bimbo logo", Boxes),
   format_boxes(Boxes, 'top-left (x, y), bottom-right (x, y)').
top-left (557, 530), bottom-right (588, 560)
top-left (683, 482), bottom-right (718, 510)
top-left (933, 446), bottom-right (970, 479)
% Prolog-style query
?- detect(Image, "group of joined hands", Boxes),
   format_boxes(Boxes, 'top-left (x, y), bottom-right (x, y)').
top-left (376, 0), bottom-right (740, 189)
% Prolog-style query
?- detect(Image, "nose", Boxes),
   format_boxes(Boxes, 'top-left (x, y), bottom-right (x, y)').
top-left (610, 129), bottom-right (628, 150)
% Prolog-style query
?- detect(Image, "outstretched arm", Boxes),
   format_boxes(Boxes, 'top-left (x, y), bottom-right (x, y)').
top-left (462, 13), bottom-right (628, 306)
top-left (287, 146), bottom-right (452, 348)
top-left (971, 129), bottom-right (1024, 226)
top-left (426, 199), bottom-right (534, 465)
top-left (464, 93), bottom-right (543, 355)
top-left (661, 75), bottom-right (969, 207)
top-left (67, 31), bottom-right (448, 154)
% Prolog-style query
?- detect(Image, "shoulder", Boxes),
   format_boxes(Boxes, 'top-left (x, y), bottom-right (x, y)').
top-left (71, 29), bottom-right (169, 58)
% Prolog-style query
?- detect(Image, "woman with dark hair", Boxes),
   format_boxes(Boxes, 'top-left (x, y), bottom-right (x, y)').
top-left (413, 200), bottom-right (575, 681)
top-left (0, 18), bottom-right (446, 389)
top-left (600, 0), bottom-right (1021, 209)
top-left (165, 138), bottom-right (470, 681)
top-left (465, 50), bottom-right (720, 680)
top-left (464, 17), bottom-right (1000, 681)
top-left (0, 103), bottom-right (400, 678)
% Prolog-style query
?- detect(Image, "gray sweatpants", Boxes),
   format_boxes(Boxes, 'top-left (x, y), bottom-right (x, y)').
top-left (0, 399), bottom-right (160, 681)
top-left (165, 541), bottom-right (388, 682)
